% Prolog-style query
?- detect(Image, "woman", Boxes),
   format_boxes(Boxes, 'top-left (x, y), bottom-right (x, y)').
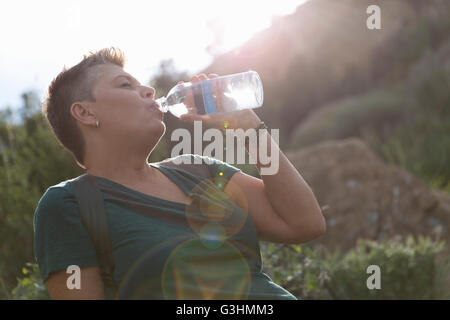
top-left (34, 47), bottom-right (326, 300)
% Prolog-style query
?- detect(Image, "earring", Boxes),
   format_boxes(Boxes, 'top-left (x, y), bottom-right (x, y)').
top-left (95, 120), bottom-right (99, 128)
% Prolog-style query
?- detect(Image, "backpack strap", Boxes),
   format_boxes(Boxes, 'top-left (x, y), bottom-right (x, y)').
top-left (69, 174), bottom-right (117, 298)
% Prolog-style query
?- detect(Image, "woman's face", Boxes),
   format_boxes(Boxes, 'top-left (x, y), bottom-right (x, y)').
top-left (86, 63), bottom-right (165, 146)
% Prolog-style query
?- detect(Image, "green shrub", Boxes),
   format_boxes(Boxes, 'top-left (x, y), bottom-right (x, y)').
top-left (325, 236), bottom-right (450, 299)
top-left (406, 39), bottom-right (450, 116)
top-left (367, 115), bottom-right (450, 192)
top-left (261, 235), bottom-right (450, 300)
top-left (7, 235), bottom-right (450, 300)
top-left (290, 89), bottom-right (414, 149)
top-left (11, 263), bottom-right (50, 300)
top-left (260, 242), bottom-right (333, 299)
top-left (366, 39), bottom-right (450, 192)
top-left (0, 96), bottom-right (84, 296)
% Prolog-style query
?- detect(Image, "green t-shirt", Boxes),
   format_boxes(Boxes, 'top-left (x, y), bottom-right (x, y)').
top-left (34, 154), bottom-right (297, 300)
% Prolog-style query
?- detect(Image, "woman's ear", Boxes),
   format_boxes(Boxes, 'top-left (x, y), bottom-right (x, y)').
top-left (70, 102), bottom-right (97, 127)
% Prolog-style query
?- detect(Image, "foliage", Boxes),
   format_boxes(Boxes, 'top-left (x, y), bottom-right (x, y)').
top-left (366, 39), bottom-right (450, 192)
top-left (11, 235), bottom-right (450, 300)
top-left (324, 236), bottom-right (450, 299)
top-left (261, 235), bottom-right (450, 300)
top-left (260, 242), bottom-right (330, 299)
top-left (368, 115), bottom-right (450, 193)
top-left (291, 36), bottom-right (450, 192)
top-left (290, 89), bottom-right (414, 149)
top-left (11, 263), bottom-right (50, 300)
top-left (0, 93), bottom-right (82, 298)
top-left (149, 59), bottom-right (189, 98)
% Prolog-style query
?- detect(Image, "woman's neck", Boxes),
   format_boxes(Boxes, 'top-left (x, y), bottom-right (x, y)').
top-left (83, 143), bottom-right (158, 185)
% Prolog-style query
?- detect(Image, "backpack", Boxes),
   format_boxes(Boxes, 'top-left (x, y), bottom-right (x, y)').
top-left (69, 156), bottom-right (213, 299)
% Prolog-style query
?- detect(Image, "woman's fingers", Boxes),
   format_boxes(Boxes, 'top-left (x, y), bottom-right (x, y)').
top-left (188, 73), bottom-right (219, 82)
top-left (181, 73), bottom-right (220, 119)
top-left (186, 106), bottom-right (197, 115)
top-left (188, 73), bottom-right (219, 83)
top-left (190, 75), bottom-right (199, 82)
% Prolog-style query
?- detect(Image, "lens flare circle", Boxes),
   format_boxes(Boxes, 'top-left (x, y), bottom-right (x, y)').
top-left (161, 238), bottom-right (252, 299)
top-left (184, 178), bottom-right (249, 239)
top-left (199, 222), bottom-right (227, 249)
top-left (117, 234), bottom-right (192, 299)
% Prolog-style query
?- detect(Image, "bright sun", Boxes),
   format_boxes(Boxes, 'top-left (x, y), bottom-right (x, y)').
top-left (205, 1), bottom-right (305, 53)
top-left (0, 0), bottom-right (306, 108)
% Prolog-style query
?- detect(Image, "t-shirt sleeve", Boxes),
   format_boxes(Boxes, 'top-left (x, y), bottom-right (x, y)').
top-left (192, 154), bottom-right (242, 191)
top-left (33, 185), bottom-right (99, 283)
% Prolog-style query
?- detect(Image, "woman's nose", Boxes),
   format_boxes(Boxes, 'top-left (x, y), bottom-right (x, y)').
top-left (141, 86), bottom-right (156, 99)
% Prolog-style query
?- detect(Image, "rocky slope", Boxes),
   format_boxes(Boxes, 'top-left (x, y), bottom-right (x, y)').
top-left (286, 138), bottom-right (450, 251)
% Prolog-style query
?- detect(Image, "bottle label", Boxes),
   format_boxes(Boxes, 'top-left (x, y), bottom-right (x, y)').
top-left (192, 84), bottom-right (206, 115)
top-left (200, 80), bottom-right (216, 114)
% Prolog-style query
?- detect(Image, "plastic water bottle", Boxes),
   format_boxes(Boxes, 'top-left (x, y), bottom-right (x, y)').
top-left (155, 70), bottom-right (263, 118)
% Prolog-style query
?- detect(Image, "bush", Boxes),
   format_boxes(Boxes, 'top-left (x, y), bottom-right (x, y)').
top-left (291, 38), bottom-right (450, 193)
top-left (324, 236), bottom-right (450, 299)
top-left (8, 235), bottom-right (450, 300)
top-left (406, 38), bottom-right (450, 117)
top-left (366, 39), bottom-right (450, 192)
top-left (0, 104), bottom-right (83, 297)
top-left (10, 263), bottom-right (50, 300)
top-left (367, 115), bottom-right (450, 192)
top-left (260, 235), bottom-right (450, 300)
top-left (290, 89), bottom-right (414, 149)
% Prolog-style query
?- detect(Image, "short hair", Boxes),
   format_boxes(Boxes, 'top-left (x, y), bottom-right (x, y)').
top-left (42, 47), bottom-right (125, 168)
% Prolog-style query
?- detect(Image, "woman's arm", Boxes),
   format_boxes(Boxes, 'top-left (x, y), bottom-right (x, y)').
top-left (224, 123), bottom-right (326, 244)
top-left (45, 266), bottom-right (105, 299)
top-left (180, 73), bottom-right (326, 244)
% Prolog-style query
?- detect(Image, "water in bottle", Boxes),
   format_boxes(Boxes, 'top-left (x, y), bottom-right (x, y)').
top-left (155, 70), bottom-right (263, 118)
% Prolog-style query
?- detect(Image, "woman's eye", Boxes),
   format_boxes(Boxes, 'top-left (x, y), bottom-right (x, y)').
top-left (121, 83), bottom-right (131, 87)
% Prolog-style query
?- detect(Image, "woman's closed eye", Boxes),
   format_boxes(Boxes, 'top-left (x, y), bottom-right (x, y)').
top-left (121, 82), bottom-right (132, 88)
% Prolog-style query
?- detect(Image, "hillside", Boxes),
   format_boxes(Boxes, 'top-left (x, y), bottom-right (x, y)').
top-left (202, 0), bottom-right (448, 143)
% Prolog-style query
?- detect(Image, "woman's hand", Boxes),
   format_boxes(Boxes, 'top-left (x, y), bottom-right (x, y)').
top-left (178, 73), bottom-right (261, 131)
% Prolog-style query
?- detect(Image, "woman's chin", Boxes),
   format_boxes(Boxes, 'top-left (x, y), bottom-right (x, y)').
top-left (151, 121), bottom-right (166, 137)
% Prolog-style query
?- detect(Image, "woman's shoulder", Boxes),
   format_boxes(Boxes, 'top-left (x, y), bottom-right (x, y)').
top-left (157, 153), bottom-right (239, 167)
top-left (35, 176), bottom-right (82, 219)
top-left (156, 153), bottom-right (208, 165)
top-left (39, 177), bottom-right (80, 200)
top-left (156, 154), bottom-right (242, 187)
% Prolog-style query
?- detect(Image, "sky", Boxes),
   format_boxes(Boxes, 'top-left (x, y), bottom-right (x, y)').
top-left (0, 0), bottom-right (306, 110)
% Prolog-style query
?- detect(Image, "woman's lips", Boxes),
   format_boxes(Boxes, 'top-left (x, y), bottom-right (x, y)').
top-left (149, 101), bottom-right (164, 119)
